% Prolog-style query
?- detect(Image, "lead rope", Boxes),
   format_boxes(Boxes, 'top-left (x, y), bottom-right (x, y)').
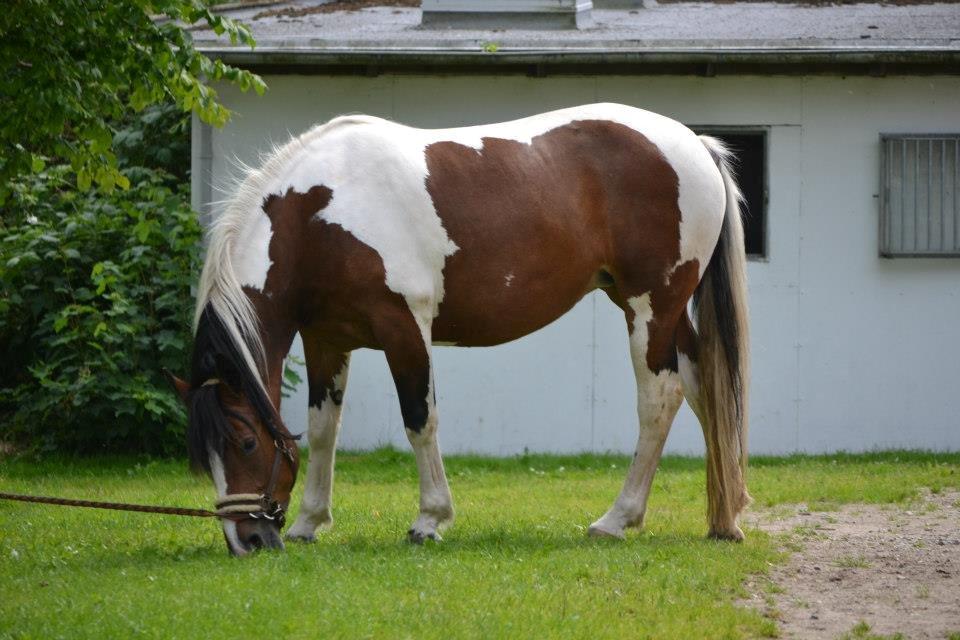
top-left (0, 492), bottom-right (224, 519)
top-left (1, 384), bottom-right (300, 525)
top-left (0, 440), bottom-right (292, 522)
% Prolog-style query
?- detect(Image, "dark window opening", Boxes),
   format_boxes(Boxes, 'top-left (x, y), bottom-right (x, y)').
top-left (692, 129), bottom-right (768, 258)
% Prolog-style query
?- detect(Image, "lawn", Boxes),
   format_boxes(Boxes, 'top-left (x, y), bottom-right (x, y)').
top-left (1, 450), bottom-right (958, 639)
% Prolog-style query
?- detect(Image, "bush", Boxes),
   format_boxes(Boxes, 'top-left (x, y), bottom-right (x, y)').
top-left (0, 165), bottom-right (201, 454)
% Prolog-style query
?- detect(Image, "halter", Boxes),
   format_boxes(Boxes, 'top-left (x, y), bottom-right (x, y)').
top-left (205, 379), bottom-right (301, 529)
top-left (214, 435), bottom-right (299, 528)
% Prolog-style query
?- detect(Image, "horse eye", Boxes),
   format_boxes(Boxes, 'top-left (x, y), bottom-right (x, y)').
top-left (241, 438), bottom-right (257, 454)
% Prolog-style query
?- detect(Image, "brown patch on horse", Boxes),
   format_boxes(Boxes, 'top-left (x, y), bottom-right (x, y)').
top-left (426, 119), bottom-right (690, 356)
top-left (255, 184), bottom-right (432, 431)
top-left (645, 259), bottom-right (701, 373)
top-left (303, 345), bottom-right (349, 409)
top-left (247, 184), bottom-right (387, 357)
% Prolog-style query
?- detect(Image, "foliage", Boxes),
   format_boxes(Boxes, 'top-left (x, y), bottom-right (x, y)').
top-left (0, 0), bottom-right (265, 202)
top-left (1, 451), bottom-right (957, 638)
top-left (0, 163), bottom-right (201, 453)
top-left (113, 103), bottom-right (192, 184)
top-left (281, 354), bottom-right (305, 399)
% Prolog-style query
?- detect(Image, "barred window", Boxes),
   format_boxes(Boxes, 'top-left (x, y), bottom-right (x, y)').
top-left (880, 135), bottom-right (960, 257)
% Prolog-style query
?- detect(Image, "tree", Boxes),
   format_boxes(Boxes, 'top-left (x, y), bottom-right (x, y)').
top-left (0, 0), bottom-right (264, 203)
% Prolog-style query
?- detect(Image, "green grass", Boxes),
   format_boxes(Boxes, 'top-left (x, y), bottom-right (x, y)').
top-left (834, 555), bottom-right (871, 569)
top-left (1, 449), bottom-right (957, 639)
top-left (838, 620), bottom-right (906, 640)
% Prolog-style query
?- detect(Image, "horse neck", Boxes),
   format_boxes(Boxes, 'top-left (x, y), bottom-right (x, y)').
top-left (247, 290), bottom-right (299, 409)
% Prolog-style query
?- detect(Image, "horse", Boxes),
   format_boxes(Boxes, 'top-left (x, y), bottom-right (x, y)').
top-left (167, 103), bottom-right (751, 556)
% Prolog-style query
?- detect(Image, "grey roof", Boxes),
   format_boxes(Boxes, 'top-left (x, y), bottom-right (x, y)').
top-left (192, 1), bottom-right (960, 72)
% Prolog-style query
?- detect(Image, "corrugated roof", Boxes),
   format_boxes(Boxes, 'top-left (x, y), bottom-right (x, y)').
top-left (191, 1), bottom-right (960, 72)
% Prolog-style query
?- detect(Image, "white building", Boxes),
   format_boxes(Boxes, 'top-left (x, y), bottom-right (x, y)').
top-left (192, 0), bottom-right (960, 455)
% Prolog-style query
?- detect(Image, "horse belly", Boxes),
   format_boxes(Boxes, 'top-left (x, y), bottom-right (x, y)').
top-left (432, 243), bottom-right (600, 347)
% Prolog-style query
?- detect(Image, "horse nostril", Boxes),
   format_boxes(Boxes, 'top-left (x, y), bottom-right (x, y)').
top-left (247, 532), bottom-right (265, 550)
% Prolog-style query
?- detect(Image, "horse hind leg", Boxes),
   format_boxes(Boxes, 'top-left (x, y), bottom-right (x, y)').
top-left (287, 346), bottom-right (351, 542)
top-left (589, 291), bottom-right (685, 539)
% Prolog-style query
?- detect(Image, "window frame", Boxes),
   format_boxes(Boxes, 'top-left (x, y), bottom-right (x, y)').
top-left (879, 133), bottom-right (960, 258)
top-left (690, 125), bottom-right (770, 261)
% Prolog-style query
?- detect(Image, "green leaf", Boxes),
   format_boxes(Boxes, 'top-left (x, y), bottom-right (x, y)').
top-left (0, 0), bottom-right (261, 190)
top-left (77, 170), bottom-right (92, 192)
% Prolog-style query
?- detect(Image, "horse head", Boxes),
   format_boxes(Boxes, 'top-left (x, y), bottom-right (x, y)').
top-left (167, 306), bottom-right (299, 556)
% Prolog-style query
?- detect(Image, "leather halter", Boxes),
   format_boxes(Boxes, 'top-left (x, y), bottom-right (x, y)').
top-left (214, 436), bottom-right (298, 528)
top-left (205, 379), bottom-right (300, 529)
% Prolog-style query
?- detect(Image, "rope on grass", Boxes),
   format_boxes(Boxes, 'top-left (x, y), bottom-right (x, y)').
top-left (0, 492), bottom-right (221, 518)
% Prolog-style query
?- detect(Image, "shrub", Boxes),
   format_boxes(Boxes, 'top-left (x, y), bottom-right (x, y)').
top-left (0, 165), bottom-right (201, 454)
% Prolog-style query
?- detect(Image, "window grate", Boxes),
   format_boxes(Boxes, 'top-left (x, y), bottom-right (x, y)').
top-left (880, 135), bottom-right (960, 257)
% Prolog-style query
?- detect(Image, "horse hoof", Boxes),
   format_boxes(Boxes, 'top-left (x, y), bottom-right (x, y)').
top-left (708, 526), bottom-right (745, 542)
top-left (407, 528), bottom-right (441, 545)
top-left (587, 524), bottom-right (625, 540)
top-left (285, 531), bottom-right (317, 544)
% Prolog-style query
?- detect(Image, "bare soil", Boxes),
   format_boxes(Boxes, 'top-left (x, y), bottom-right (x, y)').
top-left (743, 491), bottom-right (960, 639)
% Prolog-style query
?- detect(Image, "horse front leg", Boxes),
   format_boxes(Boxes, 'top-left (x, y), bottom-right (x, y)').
top-left (286, 345), bottom-right (351, 543)
top-left (378, 308), bottom-right (454, 543)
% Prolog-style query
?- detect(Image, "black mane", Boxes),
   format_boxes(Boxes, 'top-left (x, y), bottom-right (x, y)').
top-left (186, 304), bottom-right (283, 473)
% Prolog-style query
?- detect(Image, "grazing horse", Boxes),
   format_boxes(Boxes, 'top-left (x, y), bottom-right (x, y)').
top-left (168, 103), bottom-right (751, 556)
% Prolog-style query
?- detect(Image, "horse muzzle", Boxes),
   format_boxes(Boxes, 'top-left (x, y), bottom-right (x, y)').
top-left (229, 517), bottom-right (285, 556)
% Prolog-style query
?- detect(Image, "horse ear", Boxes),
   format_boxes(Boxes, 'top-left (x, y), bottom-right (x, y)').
top-left (163, 369), bottom-right (191, 404)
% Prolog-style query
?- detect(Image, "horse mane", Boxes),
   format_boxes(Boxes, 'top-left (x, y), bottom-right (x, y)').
top-left (187, 305), bottom-right (287, 472)
top-left (187, 115), bottom-right (380, 472)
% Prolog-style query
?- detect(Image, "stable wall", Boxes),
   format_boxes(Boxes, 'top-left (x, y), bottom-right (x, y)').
top-left (192, 73), bottom-right (960, 454)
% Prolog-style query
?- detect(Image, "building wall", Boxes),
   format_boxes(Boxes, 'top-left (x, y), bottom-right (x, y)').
top-left (193, 73), bottom-right (960, 454)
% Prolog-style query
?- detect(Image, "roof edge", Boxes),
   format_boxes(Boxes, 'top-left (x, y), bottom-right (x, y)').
top-left (197, 45), bottom-right (960, 74)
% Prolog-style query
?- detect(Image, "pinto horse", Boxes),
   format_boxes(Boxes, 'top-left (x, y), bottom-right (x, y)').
top-left (168, 103), bottom-right (750, 556)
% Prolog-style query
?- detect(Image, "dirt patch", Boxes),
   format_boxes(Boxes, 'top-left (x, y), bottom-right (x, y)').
top-left (743, 491), bottom-right (960, 639)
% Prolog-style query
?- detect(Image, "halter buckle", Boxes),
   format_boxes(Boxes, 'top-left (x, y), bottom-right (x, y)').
top-left (249, 498), bottom-right (285, 529)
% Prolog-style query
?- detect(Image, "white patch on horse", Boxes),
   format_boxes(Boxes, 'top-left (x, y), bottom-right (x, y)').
top-left (263, 121), bottom-right (459, 339)
top-left (232, 210), bottom-right (273, 292)
top-left (209, 449), bottom-right (228, 497)
top-left (504, 272), bottom-right (514, 287)
top-left (209, 450), bottom-right (246, 555)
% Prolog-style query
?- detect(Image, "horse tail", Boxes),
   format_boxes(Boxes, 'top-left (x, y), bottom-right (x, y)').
top-left (693, 135), bottom-right (751, 538)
